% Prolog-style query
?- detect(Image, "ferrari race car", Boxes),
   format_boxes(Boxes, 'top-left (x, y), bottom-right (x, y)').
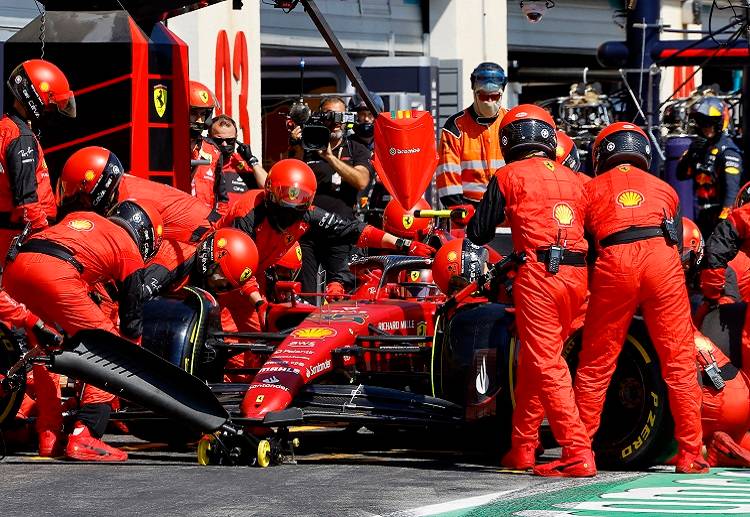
top-left (0, 247), bottom-right (697, 469)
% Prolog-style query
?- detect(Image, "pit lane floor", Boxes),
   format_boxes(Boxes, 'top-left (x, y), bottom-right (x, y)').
top-left (0, 428), bottom-right (735, 517)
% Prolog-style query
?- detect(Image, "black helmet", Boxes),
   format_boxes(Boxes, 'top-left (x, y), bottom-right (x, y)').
top-left (591, 122), bottom-right (652, 174)
top-left (499, 104), bottom-right (557, 162)
top-left (108, 200), bottom-right (164, 261)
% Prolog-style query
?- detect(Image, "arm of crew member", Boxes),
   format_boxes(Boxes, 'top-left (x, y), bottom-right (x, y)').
top-left (466, 175), bottom-right (506, 245)
top-left (318, 145), bottom-right (370, 191)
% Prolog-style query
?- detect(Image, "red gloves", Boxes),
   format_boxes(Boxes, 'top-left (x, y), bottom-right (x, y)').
top-left (402, 239), bottom-right (436, 257)
top-left (449, 205), bottom-right (476, 226)
top-left (325, 281), bottom-right (346, 302)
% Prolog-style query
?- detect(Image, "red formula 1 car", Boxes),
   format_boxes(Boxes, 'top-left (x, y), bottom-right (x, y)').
top-left (0, 248), bottom-right (679, 469)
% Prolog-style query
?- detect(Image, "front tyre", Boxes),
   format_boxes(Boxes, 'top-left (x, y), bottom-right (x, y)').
top-left (564, 318), bottom-right (674, 469)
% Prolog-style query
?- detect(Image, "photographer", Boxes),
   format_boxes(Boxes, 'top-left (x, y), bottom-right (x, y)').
top-left (288, 96), bottom-right (373, 298)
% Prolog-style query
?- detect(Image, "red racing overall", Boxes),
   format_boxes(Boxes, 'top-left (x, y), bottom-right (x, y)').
top-left (0, 114), bottom-right (56, 263)
top-left (4, 212), bottom-right (145, 435)
top-left (467, 156), bottom-right (591, 461)
top-left (574, 164), bottom-right (703, 460)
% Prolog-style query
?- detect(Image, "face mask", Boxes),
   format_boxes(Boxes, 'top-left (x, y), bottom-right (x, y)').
top-left (473, 91), bottom-right (502, 117)
top-left (329, 129), bottom-right (343, 142)
top-left (354, 122), bottom-right (374, 140)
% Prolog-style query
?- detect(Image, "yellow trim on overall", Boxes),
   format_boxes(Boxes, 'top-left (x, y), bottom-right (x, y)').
top-left (430, 315), bottom-right (441, 397)
top-left (183, 286), bottom-right (207, 375)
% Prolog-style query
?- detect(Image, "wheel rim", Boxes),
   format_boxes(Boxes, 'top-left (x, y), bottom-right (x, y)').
top-left (197, 435), bottom-right (214, 466)
top-left (257, 439), bottom-right (271, 468)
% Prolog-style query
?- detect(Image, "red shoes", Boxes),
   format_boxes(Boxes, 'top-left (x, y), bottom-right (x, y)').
top-left (501, 443), bottom-right (537, 470)
top-left (38, 429), bottom-right (65, 457)
top-left (533, 449), bottom-right (597, 478)
top-left (65, 424), bottom-right (127, 462)
top-left (706, 432), bottom-right (750, 468)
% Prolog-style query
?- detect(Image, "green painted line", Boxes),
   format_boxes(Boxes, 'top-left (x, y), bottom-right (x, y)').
top-left (434, 469), bottom-right (750, 516)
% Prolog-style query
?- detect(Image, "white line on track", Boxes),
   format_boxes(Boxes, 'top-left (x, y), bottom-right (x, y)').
top-left (379, 489), bottom-right (520, 517)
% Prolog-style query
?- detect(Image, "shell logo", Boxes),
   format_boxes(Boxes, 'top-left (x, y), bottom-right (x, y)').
top-left (402, 215), bottom-right (414, 229)
top-left (291, 327), bottom-right (337, 339)
top-left (84, 169), bottom-right (96, 182)
top-left (199, 90), bottom-right (209, 104)
top-left (447, 251), bottom-right (458, 262)
top-left (156, 224), bottom-right (163, 236)
top-left (39, 81), bottom-right (50, 93)
top-left (67, 219), bottom-right (94, 232)
top-left (239, 267), bottom-right (253, 283)
top-left (216, 237), bottom-right (227, 249)
top-left (552, 202), bottom-right (574, 227)
top-left (555, 145), bottom-right (564, 158)
top-left (616, 190), bottom-right (644, 208)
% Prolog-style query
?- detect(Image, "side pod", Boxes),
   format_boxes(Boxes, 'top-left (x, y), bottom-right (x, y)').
top-left (50, 329), bottom-right (229, 432)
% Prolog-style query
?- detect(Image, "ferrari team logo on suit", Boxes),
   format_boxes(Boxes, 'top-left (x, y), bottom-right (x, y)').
top-left (616, 190), bottom-right (644, 208)
top-left (553, 202), bottom-right (574, 227)
top-left (544, 160), bottom-right (555, 171)
top-left (153, 84), bottom-right (168, 118)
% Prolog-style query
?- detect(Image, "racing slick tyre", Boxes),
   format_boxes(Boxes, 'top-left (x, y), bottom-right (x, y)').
top-left (0, 324), bottom-right (25, 428)
top-left (120, 287), bottom-right (220, 447)
top-left (564, 318), bottom-right (674, 469)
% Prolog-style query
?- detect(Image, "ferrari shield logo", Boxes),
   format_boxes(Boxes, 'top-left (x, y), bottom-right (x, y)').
top-left (153, 84), bottom-right (167, 118)
top-left (239, 267), bottom-right (253, 283)
top-left (416, 321), bottom-right (427, 337)
top-left (544, 160), bottom-right (555, 171)
top-left (295, 245), bottom-right (303, 261)
top-left (199, 90), bottom-right (209, 104)
top-left (410, 270), bottom-right (420, 281)
top-left (402, 215), bottom-right (414, 229)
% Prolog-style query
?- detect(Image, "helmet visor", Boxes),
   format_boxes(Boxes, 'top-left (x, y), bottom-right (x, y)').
top-left (51, 90), bottom-right (76, 118)
top-left (269, 184), bottom-right (315, 209)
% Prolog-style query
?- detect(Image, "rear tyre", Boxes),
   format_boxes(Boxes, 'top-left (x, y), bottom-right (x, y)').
top-left (564, 318), bottom-right (674, 469)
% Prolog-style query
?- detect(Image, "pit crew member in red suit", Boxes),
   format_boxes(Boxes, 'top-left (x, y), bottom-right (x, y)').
top-left (467, 104), bottom-right (594, 477)
top-left (0, 59), bottom-right (76, 263)
top-left (574, 122), bottom-right (706, 474)
top-left (3, 200), bottom-right (163, 462)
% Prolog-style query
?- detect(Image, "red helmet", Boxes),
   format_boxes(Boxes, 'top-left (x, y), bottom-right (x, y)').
top-left (397, 268), bottom-right (438, 298)
top-left (107, 199), bottom-right (163, 261)
top-left (682, 217), bottom-right (704, 267)
top-left (383, 198), bottom-right (432, 239)
top-left (7, 59), bottom-right (76, 120)
top-left (197, 228), bottom-right (259, 289)
top-left (592, 122), bottom-right (652, 174)
top-left (265, 159), bottom-right (317, 209)
top-left (736, 181), bottom-right (750, 208)
top-left (555, 130), bottom-right (581, 172)
top-left (432, 238), bottom-right (490, 295)
top-left (57, 146), bottom-right (124, 213)
top-left (189, 80), bottom-right (218, 110)
top-left (499, 104), bottom-right (557, 162)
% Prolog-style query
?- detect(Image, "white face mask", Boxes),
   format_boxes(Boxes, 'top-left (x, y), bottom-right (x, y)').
top-left (473, 91), bottom-right (502, 118)
top-left (329, 129), bottom-right (343, 142)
